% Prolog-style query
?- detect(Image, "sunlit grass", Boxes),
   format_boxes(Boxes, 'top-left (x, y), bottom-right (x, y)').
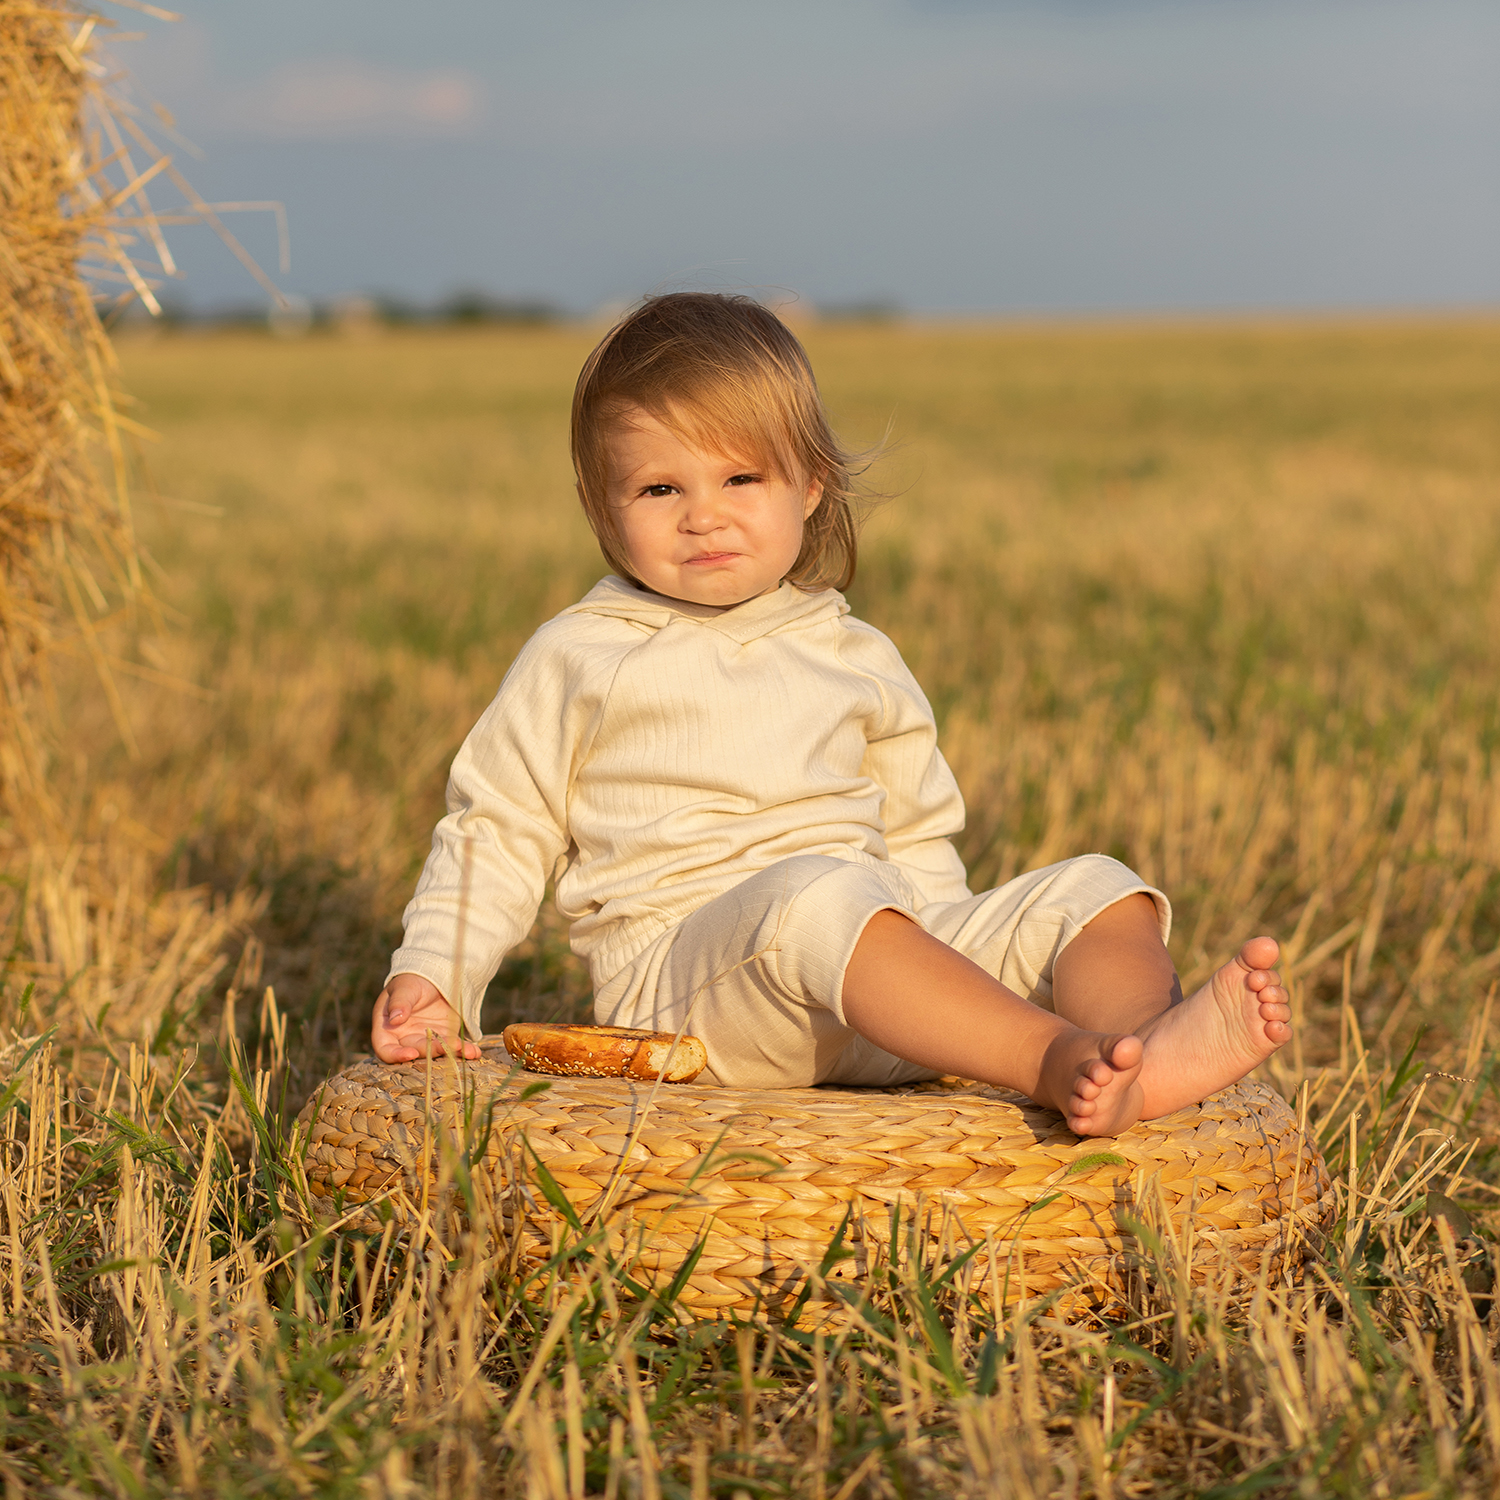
top-left (2, 316), bottom-right (1498, 1495)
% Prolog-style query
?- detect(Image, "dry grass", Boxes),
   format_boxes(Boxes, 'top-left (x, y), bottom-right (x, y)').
top-left (1, 316), bottom-right (1499, 1495)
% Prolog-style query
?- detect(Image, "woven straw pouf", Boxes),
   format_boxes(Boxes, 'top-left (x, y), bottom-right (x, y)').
top-left (298, 1039), bottom-right (1333, 1318)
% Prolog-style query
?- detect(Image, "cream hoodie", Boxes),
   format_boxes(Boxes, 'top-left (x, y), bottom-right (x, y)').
top-left (389, 575), bottom-right (971, 1038)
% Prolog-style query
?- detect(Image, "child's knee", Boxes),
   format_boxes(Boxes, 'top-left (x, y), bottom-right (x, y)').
top-left (1043, 854), bottom-right (1171, 945)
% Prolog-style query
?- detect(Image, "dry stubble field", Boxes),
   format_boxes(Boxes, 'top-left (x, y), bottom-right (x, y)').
top-left (3, 318), bottom-right (1500, 1496)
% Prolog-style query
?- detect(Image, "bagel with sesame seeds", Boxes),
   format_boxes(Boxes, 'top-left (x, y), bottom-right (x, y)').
top-left (501, 1022), bottom-right (708, 1082)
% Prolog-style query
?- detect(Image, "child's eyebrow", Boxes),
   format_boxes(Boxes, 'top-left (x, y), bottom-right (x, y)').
top-left (611, 454), bottom-right (765, 488)
top-left (612, 462), bottom-right (675, 490)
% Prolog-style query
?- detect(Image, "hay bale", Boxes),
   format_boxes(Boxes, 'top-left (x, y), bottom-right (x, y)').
top-left (1, 1), bottom-right (167, 800)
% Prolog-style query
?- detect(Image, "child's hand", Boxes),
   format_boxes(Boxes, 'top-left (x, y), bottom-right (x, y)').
top-left (372, 973), bottom-right (482, 1064)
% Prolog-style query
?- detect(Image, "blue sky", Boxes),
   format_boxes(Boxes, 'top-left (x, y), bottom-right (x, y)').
top-left (115, 0), bottom-right (1500, 315)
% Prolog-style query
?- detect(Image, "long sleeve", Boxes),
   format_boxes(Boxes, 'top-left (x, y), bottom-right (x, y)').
top-left (840, 621), bottom-right (972, 907)
top-left (387, 620), bottom-right (619, 1038)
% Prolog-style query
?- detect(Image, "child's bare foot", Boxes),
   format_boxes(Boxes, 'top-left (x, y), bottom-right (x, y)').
top-left (1038, 1029), bottom-right (1146, 1136)
top-left (1136, 936), bottom-right (1290, 1118)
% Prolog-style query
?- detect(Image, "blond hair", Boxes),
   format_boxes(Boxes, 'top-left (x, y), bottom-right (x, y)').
top-left (571, 293), bottom-right (866, 592)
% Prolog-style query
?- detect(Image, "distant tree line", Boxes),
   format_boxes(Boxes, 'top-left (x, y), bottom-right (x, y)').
top-left (113, 291), bottom-right (906, 334)
top-left (113, 288), bottom-right (564, 334)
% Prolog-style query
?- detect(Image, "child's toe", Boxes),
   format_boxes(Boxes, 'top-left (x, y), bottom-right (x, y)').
top-left (1239, 936), bottom-right (1280, 972)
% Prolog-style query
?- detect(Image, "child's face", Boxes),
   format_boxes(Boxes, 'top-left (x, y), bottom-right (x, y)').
top-left (604, 408), bottom-right (823, 607)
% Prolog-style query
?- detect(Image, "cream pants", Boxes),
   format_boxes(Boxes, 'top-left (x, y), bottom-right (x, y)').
top-left (593, 853), bottom-right (1170, 1089)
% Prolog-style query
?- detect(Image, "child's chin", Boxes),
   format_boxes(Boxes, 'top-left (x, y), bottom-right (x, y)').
top-left (660, 571), bottom-right (769, 608)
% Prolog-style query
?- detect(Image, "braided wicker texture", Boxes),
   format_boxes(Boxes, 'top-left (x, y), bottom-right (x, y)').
top-left (298, 1040), bottom-right (1332, 1317)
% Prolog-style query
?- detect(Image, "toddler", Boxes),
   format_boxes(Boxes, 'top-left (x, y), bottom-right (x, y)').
top-left (371, 293), bottom-right (1290, 1136)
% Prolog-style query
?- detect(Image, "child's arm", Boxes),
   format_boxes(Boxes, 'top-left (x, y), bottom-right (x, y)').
top-left (844, 622), bottom-right (971, 903)
top-left (371, 973), bottom-right (481, 1063)
top-left (377, 618), bottom-right (614, 1052)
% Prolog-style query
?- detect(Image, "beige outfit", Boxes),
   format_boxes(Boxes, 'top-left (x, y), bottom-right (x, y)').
top-left (389, 576), bottom-right (1169, 1086)
top-left (596, 851), bottom-right (1167, 1087)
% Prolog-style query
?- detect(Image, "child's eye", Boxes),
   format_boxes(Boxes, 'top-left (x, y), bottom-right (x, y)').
top-left (725, 473), bottom-right (761, 487)
top-left (642, 484), bottom-right (678, 497)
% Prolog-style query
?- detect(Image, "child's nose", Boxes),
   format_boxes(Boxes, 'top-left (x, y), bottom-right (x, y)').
top-left (681, 489), bottom-right (727, 530)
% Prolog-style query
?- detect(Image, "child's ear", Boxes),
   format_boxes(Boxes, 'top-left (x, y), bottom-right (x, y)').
top-left (802, 473), bottom-right (825, 518)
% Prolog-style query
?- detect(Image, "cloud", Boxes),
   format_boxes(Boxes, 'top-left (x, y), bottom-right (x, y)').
top-left (213, 59), bottom-right (483, 142)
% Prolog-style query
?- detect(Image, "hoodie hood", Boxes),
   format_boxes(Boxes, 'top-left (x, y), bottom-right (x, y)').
top-left (565, 574), bottom-right (849, 645)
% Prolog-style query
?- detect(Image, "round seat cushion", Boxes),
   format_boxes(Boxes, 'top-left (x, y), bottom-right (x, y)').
top-left (298, 1039), bottom-right (1332, 1318)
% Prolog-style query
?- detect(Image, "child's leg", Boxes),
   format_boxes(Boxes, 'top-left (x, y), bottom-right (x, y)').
top-left (1050, 893), bottom-right (1182, 1031)
top-left (844, 883), bottom-right (1292, 1133)
top-left (595, 851), bottom-right (1287, 1134)
top-left (594, 854), bottom-right (1132, 1108)
top-left (842, 912), bottom-right (1147, 1134)
top-left (1047, 889), bottom-right (1293, 1115)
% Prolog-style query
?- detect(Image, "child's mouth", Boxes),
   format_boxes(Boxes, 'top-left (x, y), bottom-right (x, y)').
top-left (686, 552), bottom-right (738, 565)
